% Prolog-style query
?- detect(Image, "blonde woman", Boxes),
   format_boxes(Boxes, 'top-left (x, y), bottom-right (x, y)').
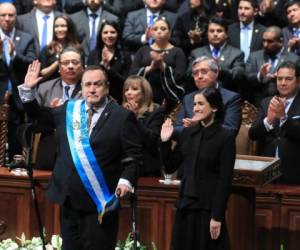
top-left (123, 75), bottom-right (165, 176)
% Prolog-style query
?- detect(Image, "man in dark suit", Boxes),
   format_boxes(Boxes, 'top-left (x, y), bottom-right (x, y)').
top-left (21, 63), bottom-right (142, 250)
top-left (245, 26), bottom-right (300, 106)
top-left (173, 0), bottom-right (209, 55)
top-left (122, 0), bottom-right (177, 56)
top-left (0, 2), bottom-right (36, 159)
top-left (174, 56), bottom-right (241, 137)
top-left (282, 0), bottom-right (300, 56)
top-left (249, 60), bottom-right (300, 184)
top-left (228, 0), bottom-right (266, 62)
top-left (16, 0), bottom-right (62, 54)
top-left (188, 16), bottom-right (245, 93)
top-left (18, 46), bottom-right (83, 170)
top-left (70, 0), bottom-right (118, 58)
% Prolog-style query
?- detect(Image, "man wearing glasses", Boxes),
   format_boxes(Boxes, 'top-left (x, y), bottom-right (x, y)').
top-left (174, 56), bottom-right (242, 137)
top-left (18, 46), bottom-right (83, 170)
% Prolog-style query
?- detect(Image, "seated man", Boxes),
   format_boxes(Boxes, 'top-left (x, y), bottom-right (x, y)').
top-left (18, 47), bottom-right (83, 170)
top-left (249, 61), bottom-right (300, 184)
top-left (174, 56), bottom-right (242, 138)
top-left (187, 16), bottom-right (245, 93)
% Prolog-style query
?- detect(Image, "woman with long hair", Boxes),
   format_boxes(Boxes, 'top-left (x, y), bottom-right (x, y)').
top-left (87, 20), bottom-right (130, 104)
top-left (123, 75), bottom-right (165, 176)
top-left (39, 14), bottom-right (81, 81)
top-left (130, 16), bottom-right (187, 112)
top-left (160, 87), bottom-right (236, 250)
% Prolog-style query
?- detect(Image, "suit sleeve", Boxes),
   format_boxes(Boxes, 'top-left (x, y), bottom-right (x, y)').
top-left (211, 132), bottom-right (236, 221)
top-left (223, 93), bottom-right (242, 134)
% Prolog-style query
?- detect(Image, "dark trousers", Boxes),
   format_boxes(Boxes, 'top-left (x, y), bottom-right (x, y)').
top-left (60, 201), bottom-right (119, 250)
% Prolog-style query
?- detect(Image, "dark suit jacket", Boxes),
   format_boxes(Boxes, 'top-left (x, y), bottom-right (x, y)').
top-left (70, 8), bottom-right (118, 56)
top-left (16, 9), bottom-right (63, 54)
top-left (245, 48), bottom-right (300, 106)
top-left (0, 29), bottom-right (36, 106)
top-left (24, 78), bottom-right (81, 170)
top-left (188, 43), bottom-right (245, 92)
top-left (137, 107), bottom-right (165, 177)
top-left (249, 92), bottom-right (300, 184)
top-left (46, 100), bottom-right (142, 212)
top-left (228, 22), bottom-right (266, 53)
top-left (174, 87), bottom-right (242, 136)
top-left (162, 122), bottom-right (236, 220)
top-left (282, 26), bottom-right (300, 56)
top-left (122, 8), bottom-right (177, 54)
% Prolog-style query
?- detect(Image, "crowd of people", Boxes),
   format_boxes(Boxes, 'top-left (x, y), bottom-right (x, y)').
top-left (1, 0), bottom-right (300, 249)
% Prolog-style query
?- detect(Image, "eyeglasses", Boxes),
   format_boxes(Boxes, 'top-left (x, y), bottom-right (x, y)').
top-left (60, 60), bottom-right (81, 66)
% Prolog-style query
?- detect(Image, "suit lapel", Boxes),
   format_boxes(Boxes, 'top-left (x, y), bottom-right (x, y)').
top-left (251, 23), bottom-right (259, 50)
top-left (288, 91), bottom-right (300, 117)
top-left (32, 10), bottom-right (39, 41)
top-left (13, 30), bottom-right (21, 53)
top-left (71, 82), bottom-right (82, 99)
top-left (90, 100), bottom-right (114, 141)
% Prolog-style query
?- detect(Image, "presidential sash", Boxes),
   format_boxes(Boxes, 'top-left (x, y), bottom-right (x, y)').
top-left (66, 99), bottom-right (118, 223)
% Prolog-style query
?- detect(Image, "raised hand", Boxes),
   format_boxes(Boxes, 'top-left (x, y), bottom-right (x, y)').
top-left (160, 118), bottom-right (174, 142)
top-left (210, 218), bottom-right (221, 240)
top-left (24, 60), bottom-right (43, 89)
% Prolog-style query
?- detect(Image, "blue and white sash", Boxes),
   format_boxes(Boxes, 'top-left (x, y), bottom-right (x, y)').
top-left (66, 99), bottom-right (118, 223)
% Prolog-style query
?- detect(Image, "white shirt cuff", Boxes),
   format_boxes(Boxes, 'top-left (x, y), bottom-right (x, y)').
top-left (18, 84), bottom-right (37, 103)
top-left (141, 34), bottom-right (147, 44)
top-left (118, 178), bottom-right (133, 191)
top-left (263, 117), bottom-right (274, 131)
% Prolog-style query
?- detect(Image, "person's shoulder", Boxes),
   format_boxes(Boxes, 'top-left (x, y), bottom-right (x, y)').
top-left (37, 78), bottom-right (61, 90)
top-left (228, 21), bottom-right (239, 30)
top-left (102, 10), bottom-right (118, 20)
top-left (126, 8), bottom-right (144, 18)
top-left (219, 87), bottom-right (240, 99)
top-left (70, 9), bottom-right (85, 19)
top-left (17, 9), bottom-right (35, 19)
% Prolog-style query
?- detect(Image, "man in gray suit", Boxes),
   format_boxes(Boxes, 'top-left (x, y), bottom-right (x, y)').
top-left (245, 26), bottom-right (300, 106)
top-left (187, 16), bottom-right (245, 93)
top-left (122, 0), bottom-right (177, 56)
top-left (16, 0), bottom-right (62, 54)
top-left (18, 46), bottom-right (83, 170)
top-left (0, 2), bottom-right (36, 160)
top-left (70, 0), bottom-right (118, 58)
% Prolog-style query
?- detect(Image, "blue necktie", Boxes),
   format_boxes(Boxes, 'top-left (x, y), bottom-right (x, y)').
top-left (212, 47), bottom-right (220, 59)
top-left (241, 25), bottom-right (250, 62)
top-left (41, 15), bottom-right (49, 50)
top-left (3, 36), bottom-right (12, 93)
top-left (269, 56), bottom-right (277, 74)
top-left (293, 28), bottom-right (300, 38)
top-left (64, 86), bottom-right (70, 100)
top-left (148, 14), bottom-right (157, 45)
top-left (89, 13), bottom-right (98, 51)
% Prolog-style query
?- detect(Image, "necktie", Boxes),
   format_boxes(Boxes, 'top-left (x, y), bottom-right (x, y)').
top-left (3, 36), bottom-right (11, 66)
top-left (64, 86), bottom-right (70, 100)
top-left (293, 28), bottom-right (300, 38)
top-left (3, 35), bottom-right (12, 93)
top-left (212, 47), bottom-right (220, 59)
top-left (41, 15), bottom-right (50, 50)
top-left (269, 56), bottom-right (277, 74)
top-left (89, 13), bottom-right (98, 51)
top-left (148, 14), bottom-right (157, 45)
top-left (241, 25), bottom-right (250, 62)
top-left (87, 108), bottom-right (95, 132)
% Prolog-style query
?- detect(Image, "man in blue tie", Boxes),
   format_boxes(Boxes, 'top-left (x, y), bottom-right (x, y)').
top-left (282, 0), bottom-right (300, 55)
top-left (245, 26), bottom-right (300, 107)
top-left (249, 60), bottom-right (300, 184)
top-left (0, 2), bottom-right (36, 161)
top-left (228, 0), bottom-right (266, 62)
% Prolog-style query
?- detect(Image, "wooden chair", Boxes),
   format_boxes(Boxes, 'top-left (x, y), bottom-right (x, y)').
top-left (0, 93), bottom-right (9, 166)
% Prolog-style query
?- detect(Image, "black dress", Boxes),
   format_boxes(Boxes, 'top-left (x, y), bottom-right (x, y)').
top-left (137, 106), bottom-right (165, 176)
top-left (161, 122), bottom-right (236, 250)
top-left (130, 46), bottom-right (186, 109)
top-left (87, 48), bottom-right (130, 104)
top-left (39, 47), bottom-right (60, 82)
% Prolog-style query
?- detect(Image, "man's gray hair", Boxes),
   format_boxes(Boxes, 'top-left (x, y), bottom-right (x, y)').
top-left (192, 56), bottom-right (219, 73)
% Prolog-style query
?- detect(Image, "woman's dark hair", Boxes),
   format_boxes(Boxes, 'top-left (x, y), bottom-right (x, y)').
top-left (154, 15), bottom-right (172, 30)
top-left (96, 19), bottom-right (121, 51)
top-left (196, 87), bottom-right (224, 121)
top-left (52, 14), bottom-right (79, 45)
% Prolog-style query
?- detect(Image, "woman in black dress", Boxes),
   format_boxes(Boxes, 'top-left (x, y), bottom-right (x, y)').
top-left (39, 15), bottom-right (81, 82)
top-left (130, 16), bottom-right (186, 112)
top-left (87, 20), bottom-right (130, 104)
top-left (122, 75), bottom-right (165, 176)
top-left (160, 87), bottom-right (236, 250)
